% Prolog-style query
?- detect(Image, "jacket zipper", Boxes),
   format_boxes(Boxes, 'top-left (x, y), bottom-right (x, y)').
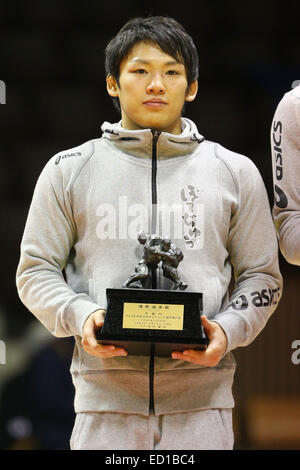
top-left (149, 129), bottom-right (160, 414)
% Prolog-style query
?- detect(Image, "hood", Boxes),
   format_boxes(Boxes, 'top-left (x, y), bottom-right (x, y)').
top-left (100, 118), bottom-right (205, 159)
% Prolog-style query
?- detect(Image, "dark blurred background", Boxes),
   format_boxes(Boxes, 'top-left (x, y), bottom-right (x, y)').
top-left (0, 0), bottom-right (299, 450)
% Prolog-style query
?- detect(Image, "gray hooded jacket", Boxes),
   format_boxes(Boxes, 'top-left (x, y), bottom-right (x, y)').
top-left (16, 118), bottom-right (282, 415)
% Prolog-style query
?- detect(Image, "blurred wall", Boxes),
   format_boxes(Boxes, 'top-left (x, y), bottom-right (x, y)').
top-left (0, 0), bottom-right (299, 450)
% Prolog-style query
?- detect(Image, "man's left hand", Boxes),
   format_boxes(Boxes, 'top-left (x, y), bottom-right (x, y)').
top-left (171, 315), bottom-right (228, 367)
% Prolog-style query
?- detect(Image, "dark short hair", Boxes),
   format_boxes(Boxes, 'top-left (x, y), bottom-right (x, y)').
top-left (105, 16), bottom-right (199, 112)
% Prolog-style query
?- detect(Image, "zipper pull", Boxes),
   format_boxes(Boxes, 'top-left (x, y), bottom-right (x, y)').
top-left (151, 129), bottom-right (161, 143)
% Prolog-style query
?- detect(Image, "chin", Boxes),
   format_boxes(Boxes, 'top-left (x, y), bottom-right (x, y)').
top-left (140, 120), bottom-right (169, 131)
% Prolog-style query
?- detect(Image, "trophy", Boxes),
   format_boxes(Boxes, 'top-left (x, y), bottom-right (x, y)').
top-left (96, 231), bottom-right (208, 356)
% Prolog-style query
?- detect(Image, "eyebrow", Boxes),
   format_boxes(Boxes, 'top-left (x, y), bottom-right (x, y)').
top-left (130, 58), bottom-right (182, 66)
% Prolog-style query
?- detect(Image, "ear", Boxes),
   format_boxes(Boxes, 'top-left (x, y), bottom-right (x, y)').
top-left (185, 80), bottom-right (198, 102)
top-left (106, 74), bottom-right (119, 97)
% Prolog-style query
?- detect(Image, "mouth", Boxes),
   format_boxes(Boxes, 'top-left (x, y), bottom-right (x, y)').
top-left (143, 99), bottom-right (167, 108)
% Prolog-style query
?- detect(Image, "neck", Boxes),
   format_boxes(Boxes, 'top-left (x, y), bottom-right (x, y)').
top-left (120, 117), bottom-right (182, 135)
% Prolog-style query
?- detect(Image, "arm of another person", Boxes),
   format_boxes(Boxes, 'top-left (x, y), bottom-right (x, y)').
top-left (271, 85), bottom-right (300, 265)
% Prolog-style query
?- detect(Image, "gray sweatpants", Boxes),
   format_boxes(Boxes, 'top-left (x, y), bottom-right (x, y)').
top-left (70, 409), bottom-right (234, 450)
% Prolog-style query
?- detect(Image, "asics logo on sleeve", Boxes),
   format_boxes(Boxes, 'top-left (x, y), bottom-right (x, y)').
top-left (55, 152), bottom-right (82, 165)
top-left (272, 120), bottom-right (288, 208)
top-left (231, 287), bottom-right (280, 310)
top-left (274, 184), bottom-right (288, 209)
top-left (231, 295), bottom-right (248, 310)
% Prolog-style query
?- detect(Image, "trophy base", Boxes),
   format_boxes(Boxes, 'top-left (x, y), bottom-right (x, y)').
top-left (96, 288), bottom-right (208, 357)
top-left (98, 339), bottom-right (207, 357)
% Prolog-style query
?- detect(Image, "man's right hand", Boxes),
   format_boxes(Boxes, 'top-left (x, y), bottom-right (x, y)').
top-left (81, 309), bottom-right (128, 358)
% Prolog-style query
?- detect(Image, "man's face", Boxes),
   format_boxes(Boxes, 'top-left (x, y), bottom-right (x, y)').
top-left (107, 41), bottom-right (198, 135)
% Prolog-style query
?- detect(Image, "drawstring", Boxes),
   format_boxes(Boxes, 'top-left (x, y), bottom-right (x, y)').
top-left (190, 133), bottom-right (205, 144)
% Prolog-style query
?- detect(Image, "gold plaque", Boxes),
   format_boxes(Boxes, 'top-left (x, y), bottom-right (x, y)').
top-left (122, 302), bottom-right (184, 331)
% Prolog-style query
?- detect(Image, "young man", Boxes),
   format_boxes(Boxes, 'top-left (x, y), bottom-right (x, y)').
top-left (16, 16), bottom-right (282, 450)
top-left (271, 83), bottom-right (300, 265)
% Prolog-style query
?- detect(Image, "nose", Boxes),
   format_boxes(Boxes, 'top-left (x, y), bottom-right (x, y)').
top-left (146, 73), bottom-right (166, 94)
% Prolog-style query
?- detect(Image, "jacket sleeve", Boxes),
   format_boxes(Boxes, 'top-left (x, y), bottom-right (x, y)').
top-left (16, 155), bottom-right (102, 338)
top-left (213, 152), bottom-right (283, 353)
top-left (271, 85), bottom-right (300, 265)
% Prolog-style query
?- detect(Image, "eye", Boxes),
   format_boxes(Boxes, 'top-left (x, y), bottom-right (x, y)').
top-left (133, 69), bottom-right (147, 74)
top-left (166, 70), bottom-right (179, 75)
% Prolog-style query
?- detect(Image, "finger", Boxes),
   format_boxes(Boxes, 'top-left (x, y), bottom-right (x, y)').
top-left (83, 312), bottom-right (105, 348)
top-left (172, 348), bottom-right (219, 367)
top-left (82, 322), bottom-right (98, 348)
top-left (85, 334), bottom-right (98, 349)
top-left (172, 351), bottom-right (203, 364)
top-left (201, 315), bottom-right (214, 336)
top-left (182, 349), bottom-right (216, 365)
top-left (85, 348), bottom-right (127, 359)
top-left (96, 344), bottom-right (126, 354)
top-left (171, 351), bottom-right (185, 360)
top-left (171, 350), bottom-right (205, 360)
top-left (82, 342), bottom-right (114, 354)
top-left (113, 347), bottom-right (128, 356)
top-left (83, 316), bottom-right (96, 337)
top-left (184, 347), bottom-right (221, 367)
top-left (94, 309), bottom-right (106, 327)
top-left (83, 345), bottom-right (116, 358)
top-left (183, 349), bottom-right (206, 357)
top-left (88, 343), bottom-right (127, 357)
top-left (96, 343), bottom-right (116, 352)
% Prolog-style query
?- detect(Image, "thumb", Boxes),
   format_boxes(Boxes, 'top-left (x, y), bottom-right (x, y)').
top-left (201, 315), bottom-right (214, 336)
top-left (94, 309), bottom-right (106, 327)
